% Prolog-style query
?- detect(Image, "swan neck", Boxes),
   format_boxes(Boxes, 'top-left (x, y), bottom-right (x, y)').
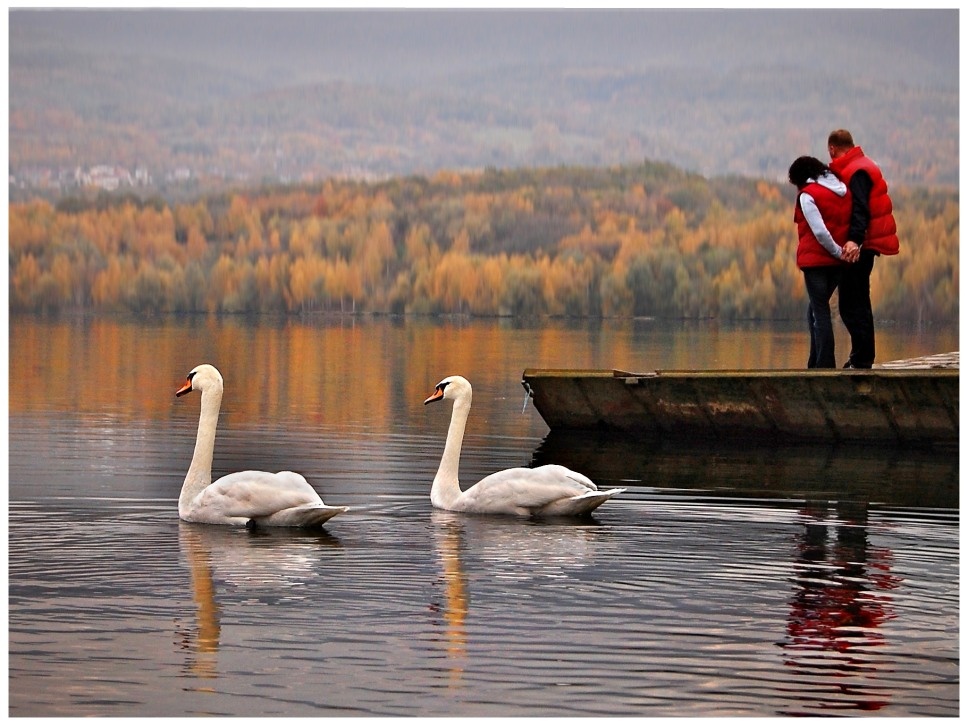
top-left (433, 393), bottom-right (471, 509)
top-left (181, 385), bottom-right (221, 513)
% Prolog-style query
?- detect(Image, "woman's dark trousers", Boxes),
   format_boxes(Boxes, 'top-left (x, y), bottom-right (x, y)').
top-left (803, 266), bottom-right (843, 368)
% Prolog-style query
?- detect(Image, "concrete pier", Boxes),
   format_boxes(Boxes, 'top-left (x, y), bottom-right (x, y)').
top-left (522, 353), bottom-right (959, 448)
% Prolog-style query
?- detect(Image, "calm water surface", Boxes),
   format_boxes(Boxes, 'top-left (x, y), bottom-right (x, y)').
top-left (8, 315), bottom-right (959, 716)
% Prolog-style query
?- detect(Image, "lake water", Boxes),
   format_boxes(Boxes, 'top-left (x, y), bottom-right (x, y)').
top-left (8, 315), bottom-right (959, 716)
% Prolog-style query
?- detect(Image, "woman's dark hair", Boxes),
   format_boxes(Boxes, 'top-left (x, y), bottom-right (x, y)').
top-left (788, 156), bottom-right (831, 188)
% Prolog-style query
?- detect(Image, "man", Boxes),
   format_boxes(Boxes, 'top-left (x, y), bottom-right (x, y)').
top-left (827, 129), bottom-right (900, 368)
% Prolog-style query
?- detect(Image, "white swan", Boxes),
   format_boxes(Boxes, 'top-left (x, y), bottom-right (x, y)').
top-left (175, 364), bottom-right (348, 528)
top-left (424, 375), bottom-right (626, 516)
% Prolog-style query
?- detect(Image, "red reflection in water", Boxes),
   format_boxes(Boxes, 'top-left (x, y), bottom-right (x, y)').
top-left (780, 500), bottom-right (902, 714)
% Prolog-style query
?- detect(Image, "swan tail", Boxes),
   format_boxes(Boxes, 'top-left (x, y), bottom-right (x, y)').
top-left (258, 504), bottom-right (349, 528)
top-left (541, 487), bottom-right (626, 517)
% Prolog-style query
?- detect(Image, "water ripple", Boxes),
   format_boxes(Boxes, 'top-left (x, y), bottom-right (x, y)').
top-left (8, 413), bottom-right (958, 717)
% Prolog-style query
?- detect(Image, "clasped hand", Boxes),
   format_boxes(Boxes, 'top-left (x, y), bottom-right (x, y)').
top-left (841, 241), bottom-right (861, 264)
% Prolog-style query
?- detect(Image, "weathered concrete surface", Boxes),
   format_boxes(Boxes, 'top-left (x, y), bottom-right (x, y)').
top-left (522, 353), bottom-right (959, 448)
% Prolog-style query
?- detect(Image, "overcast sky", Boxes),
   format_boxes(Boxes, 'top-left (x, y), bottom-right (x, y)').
top-left (10, 8), bottom-right (959, 89)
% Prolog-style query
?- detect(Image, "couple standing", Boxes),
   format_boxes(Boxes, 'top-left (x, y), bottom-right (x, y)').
top-left (788, 129), bottom-right (899, 369)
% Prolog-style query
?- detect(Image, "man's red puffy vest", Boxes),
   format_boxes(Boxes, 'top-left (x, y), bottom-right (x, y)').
top-left (828, 146), bottom-right (899, 255)
top-left (794, 181), bottom-right (852, 269)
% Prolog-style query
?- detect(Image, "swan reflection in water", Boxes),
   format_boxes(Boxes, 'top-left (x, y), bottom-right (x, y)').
top-left (175, 523), bottom-right (342, 686)
top-left (428, 510), bottom-right (609, 687)
top-left (779, 499), bottom-right (901, 715)
top-left (429, 513), bottom-right (469, 687)
top-left (176, 526), bottom-right (222, 684)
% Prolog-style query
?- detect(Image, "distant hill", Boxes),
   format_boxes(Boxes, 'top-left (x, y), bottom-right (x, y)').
top-left (8, 9), bottom-right (959, 200)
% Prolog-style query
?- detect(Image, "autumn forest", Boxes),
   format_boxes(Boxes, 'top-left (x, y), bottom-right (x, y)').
top-left (8, 161), bottom-right (959, 323)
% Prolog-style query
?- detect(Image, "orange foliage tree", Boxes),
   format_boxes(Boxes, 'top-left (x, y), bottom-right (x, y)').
top-left (7, 162), bottom-right (958, 322)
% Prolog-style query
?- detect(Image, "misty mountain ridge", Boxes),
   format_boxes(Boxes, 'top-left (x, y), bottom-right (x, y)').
top-left (8, 10), bottom-right (958, 197)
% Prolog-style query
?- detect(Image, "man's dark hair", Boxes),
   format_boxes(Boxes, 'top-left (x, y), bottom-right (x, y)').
top-left (788, 156), bottom-right (832, 189)
top-left (827, 128), bottom-right (855, 149)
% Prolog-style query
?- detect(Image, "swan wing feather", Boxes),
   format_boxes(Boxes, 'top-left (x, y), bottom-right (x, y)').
top-left (461, 465), bottom-right (604, 514)
top-left (195, 470), bottom-right (324, 519)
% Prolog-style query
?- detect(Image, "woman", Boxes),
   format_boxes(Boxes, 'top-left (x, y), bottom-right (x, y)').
top-left (788, 155), bottom-right (852, 368)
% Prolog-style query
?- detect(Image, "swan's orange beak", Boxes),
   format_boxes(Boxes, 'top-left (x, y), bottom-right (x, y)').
top-left (424, 385), bottom-right (445, 405)
top-left (175, 378), bottom-right (194, 397)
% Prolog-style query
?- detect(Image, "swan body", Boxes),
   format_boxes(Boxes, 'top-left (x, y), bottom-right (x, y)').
top-left (424, 375), bottom-right (625, 516)
top-left (176, 364), bottom-right (348, 528)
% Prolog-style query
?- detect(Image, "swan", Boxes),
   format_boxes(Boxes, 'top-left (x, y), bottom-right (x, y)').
top-left (424, 375), bottom-right (625, 516)
top-left (175, 364), bottom-right (348, 528)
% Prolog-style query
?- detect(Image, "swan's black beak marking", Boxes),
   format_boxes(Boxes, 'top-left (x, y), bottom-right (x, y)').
top-left (175, 371), bottom-right (195, 397)
top-left (424, 382), bottom-right (448, 405)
